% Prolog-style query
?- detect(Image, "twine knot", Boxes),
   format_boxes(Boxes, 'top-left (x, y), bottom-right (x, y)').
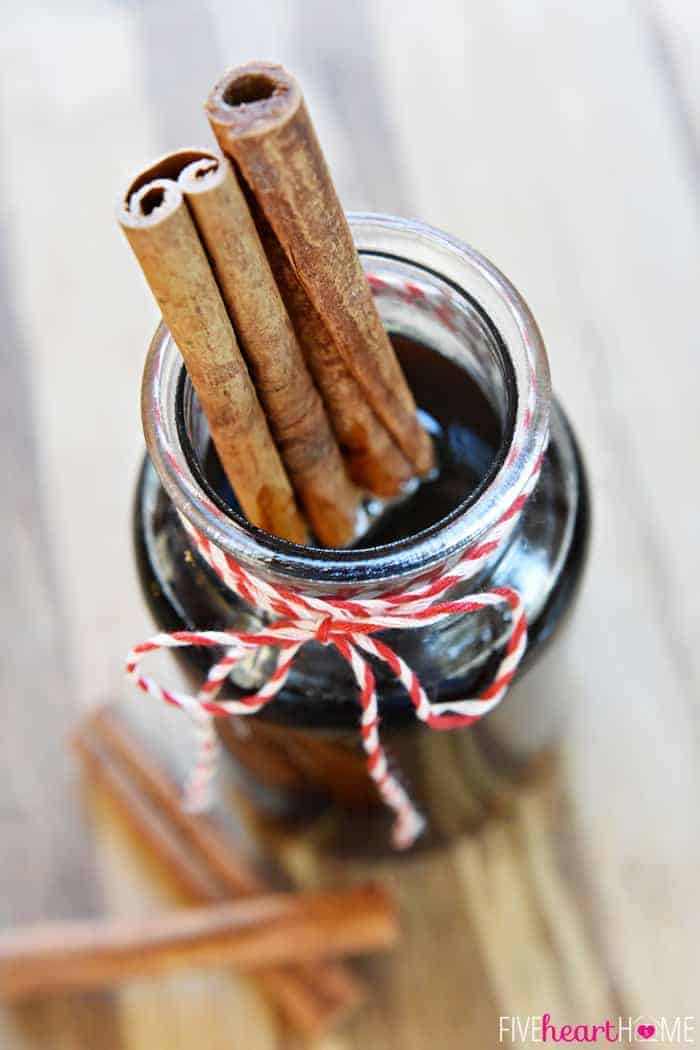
top-left (126, 453), bottom-right (544, 849)
top-left (125, 543), bottom-right (531, 849)
top-left (314, 613), bottom-right (336, 645)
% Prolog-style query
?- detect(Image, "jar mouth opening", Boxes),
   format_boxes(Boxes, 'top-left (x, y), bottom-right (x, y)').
top-left (142, 213), bottom-right (550, 590)
top-left (176, 287), bottom-right (514, 552)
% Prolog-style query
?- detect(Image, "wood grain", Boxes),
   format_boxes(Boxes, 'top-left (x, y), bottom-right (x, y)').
top-left (0, 1), bottom-right (698, 1047)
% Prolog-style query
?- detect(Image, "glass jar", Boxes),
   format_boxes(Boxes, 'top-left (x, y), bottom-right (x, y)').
top-left (134, 214), bottom-right (590, 852)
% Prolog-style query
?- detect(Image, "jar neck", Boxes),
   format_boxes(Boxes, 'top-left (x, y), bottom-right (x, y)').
top-left (142, 213), bottom-right (550, 597)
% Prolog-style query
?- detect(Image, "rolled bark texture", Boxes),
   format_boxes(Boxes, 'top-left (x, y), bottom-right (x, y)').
top-left (178, 151), bottom-right (361, 546)
top-left (206, 62), bottom-right (434, 477)
top-left (247, 193), bottom-right (414, 497)
top-left (119, 163), bottom-right (307, 544)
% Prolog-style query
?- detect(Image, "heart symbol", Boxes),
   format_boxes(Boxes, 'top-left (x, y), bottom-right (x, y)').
top-left (637, 1025), bottom-right (655, 1040)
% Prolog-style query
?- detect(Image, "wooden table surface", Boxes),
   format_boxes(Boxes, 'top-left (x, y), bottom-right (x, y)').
top-left (1, 2), bottom-right (698, 1046)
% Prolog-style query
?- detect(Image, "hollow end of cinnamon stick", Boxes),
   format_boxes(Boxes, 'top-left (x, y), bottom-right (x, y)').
top-left (207, 63), bottom-right (300, 139)
top-left (123, 148), bottom-right (219, 201)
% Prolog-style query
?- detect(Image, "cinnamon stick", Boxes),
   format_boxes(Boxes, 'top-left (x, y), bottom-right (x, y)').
top-left (205, 62), bottom-right (434, 476)
top-left (74, 713), bottom-right (366, 1035)
top-left (118, 167), bottom-right (307, 545)
top-left (74, 726), bottom-right (230, 902)
top-left (0, 886), bottom-right (397, 1003)
top-left (88, 707), bottom-right (267, 893)
top-left (248, 196), bottom-right (414, 497)
top-left (176, 151), bottom-right (362, 546)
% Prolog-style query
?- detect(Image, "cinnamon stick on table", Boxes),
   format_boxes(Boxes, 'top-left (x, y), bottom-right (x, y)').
top-left (118, 169), bottom-right (308, 545)
top-left (74, 711), bottom-right (367, 1036)
top-left (206, 61), bottom-right (435, 477)
top-left (177, 150), bottom-right (362, 546)
top-left (0, 887), bottom-right (398, 1003)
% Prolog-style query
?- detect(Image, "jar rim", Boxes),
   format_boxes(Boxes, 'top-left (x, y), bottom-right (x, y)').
top-left (141, 213), bottom-right (550, 591)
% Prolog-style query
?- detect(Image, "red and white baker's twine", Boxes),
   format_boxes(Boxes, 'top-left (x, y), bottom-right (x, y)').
top-left (126, 276), bottom-right (543, 849)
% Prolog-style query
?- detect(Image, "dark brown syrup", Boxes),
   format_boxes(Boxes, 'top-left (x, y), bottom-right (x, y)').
top-left (203, 334), bottom-right (502, 547)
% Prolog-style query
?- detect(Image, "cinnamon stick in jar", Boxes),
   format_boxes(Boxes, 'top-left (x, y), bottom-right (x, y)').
top-left (248, 197), bottom-right (414, 497)
top-left (118, 171), bottom-right (308, 545)
top-left (205, 62), bottom-right (435, 477)
top-left (176, 151), bottom-right (362, 547)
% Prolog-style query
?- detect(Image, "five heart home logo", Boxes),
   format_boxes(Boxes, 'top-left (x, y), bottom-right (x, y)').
top-left (498, 1014), bottom-right (696, 1043)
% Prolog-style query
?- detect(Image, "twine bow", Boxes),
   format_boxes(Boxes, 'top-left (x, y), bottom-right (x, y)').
top-left (126, 456), bottom-right (540, 850)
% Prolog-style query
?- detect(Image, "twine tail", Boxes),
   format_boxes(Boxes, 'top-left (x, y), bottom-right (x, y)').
top-left (183, 704), bottom-right (219, 812)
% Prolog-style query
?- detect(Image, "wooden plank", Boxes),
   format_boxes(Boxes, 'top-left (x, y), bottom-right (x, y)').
top-left (0, 10), bottom-right (122, 1045)
top-left (0, 2), bottom-right (156, 707)
top-left (643, 0), bottom-right (700, 192)
top-left (453, 782), bottom-right (616, 1025)
top-left (369, 0), bottom-right (700, 1026)
top-left (89, 788), bottom-right (278, 1050)
top-left (1, 1), bottom-right (699, 1047)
